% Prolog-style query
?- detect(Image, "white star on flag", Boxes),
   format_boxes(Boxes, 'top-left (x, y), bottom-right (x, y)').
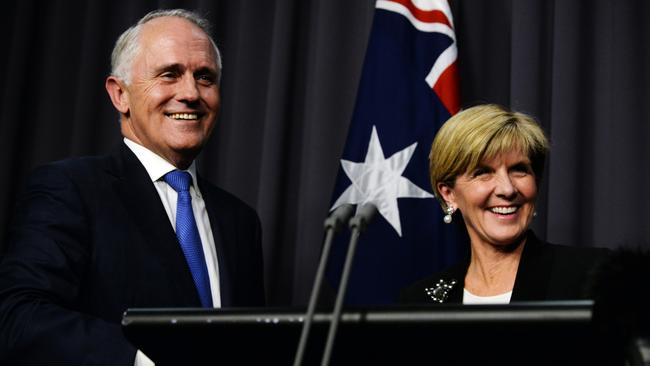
top-left (331, 125), bottom-right (434, 237)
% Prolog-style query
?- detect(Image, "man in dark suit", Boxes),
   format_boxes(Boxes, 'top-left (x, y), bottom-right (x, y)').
top-left (0, 9), bottom-right (264, 366)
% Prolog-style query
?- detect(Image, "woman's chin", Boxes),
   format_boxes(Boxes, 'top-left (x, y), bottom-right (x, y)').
top-left (484, 229), bottom-right (528, 247)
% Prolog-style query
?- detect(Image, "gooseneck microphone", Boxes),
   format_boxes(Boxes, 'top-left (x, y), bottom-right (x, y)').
top-left (320, 203), bottom-right (377, 366)
top-left (293, 204), bottom-right (354, 366)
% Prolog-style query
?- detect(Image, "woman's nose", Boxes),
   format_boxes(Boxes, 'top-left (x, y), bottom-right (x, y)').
top-left (494, 172), bottom-right (517, 198)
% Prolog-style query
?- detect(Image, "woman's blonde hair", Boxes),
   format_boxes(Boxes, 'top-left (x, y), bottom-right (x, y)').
top-left (430, 104), bottom-right (549, 211)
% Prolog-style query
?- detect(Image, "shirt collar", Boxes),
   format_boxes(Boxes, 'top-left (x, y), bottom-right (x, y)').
top-left (123, 138), bottom-right (199, 188)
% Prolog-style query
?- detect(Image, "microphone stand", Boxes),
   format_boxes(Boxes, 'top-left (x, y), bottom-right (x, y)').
top-left (320, 203), bottom-right (377, 366)
top-left (292, 204), bottom-right (354, 366)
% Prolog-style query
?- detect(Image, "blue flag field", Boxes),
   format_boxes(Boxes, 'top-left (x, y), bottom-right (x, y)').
top-left (327, 0), bottom-right (463, 305)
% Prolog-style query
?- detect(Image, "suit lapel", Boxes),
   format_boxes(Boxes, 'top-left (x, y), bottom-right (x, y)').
top-left (511, 232), bottom-right (553, 301)
top-left (109, 143), bottom-right (201, 306)
top-left (442, 260), bottom-right (468, 303)
top-left (198, 178), bottom-right (233, 307)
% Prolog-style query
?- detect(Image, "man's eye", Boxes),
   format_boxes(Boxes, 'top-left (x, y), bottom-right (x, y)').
top-left (160, 72), bottom-right (177, 79)
top-left (196, 74), bottom-right (216, 85)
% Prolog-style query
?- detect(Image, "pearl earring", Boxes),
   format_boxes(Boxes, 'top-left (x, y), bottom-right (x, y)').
top-left (443, 205), bottom-right (454, 224)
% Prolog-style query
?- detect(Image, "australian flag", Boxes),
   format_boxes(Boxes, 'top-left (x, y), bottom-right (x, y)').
top-left (327, 0), bottom-right (462, 305)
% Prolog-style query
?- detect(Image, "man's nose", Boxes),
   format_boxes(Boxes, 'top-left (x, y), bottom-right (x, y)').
top-left (177, 75), bottom-right (200, 102)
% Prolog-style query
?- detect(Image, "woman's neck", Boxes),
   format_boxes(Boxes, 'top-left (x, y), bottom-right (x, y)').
top-left (464, 237), bottom-right (526, 296)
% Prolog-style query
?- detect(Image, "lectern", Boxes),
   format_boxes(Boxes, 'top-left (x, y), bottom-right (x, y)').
top-left (122, 301), bottom-right (613, 365)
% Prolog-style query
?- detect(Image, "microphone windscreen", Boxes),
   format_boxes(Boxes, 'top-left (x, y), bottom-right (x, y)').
top-left (356, 203), bottom-right (378, 223)
top-left (325, 204), bottom-right (355, 231)
top-left (348, 203), bottom-right (378, 231)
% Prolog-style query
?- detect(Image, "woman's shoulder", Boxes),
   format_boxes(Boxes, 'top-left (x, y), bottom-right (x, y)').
top-left (538, 239), bottom-right (613, 299)
top-left (544, 240), bottom-right (612, 268)
top-left (526, 232), bottom-right (611, 266)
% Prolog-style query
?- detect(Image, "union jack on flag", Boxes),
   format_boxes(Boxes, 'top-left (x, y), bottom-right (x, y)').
top-left (327, 0), bottom-right (463, 304)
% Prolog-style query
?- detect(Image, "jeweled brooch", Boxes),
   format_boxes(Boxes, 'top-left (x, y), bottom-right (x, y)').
top-left (424, 279), bottom-right (457, 303)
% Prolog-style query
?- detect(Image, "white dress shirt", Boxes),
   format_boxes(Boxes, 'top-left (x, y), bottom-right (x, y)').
top-left (124, 138), bottom-right (222, 366)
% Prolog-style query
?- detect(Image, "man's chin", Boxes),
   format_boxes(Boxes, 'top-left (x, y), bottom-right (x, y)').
top-left (172, 144), bottom-right (202, 157)
top-left (168, 136), bottom-right (207, 152)
top-left (155, 144), bottom-right (201, 169)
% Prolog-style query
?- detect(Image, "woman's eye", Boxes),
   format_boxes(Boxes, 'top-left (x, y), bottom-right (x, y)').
top-left (511, 164), bottom-right (532, 176)
top-left (471, 168), bottom-right (488, 178)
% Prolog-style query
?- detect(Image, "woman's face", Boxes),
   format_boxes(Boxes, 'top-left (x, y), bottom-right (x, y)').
top-left (438, 149), bottom-right (537, 248)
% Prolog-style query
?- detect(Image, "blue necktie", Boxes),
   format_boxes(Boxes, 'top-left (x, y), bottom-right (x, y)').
top-left (164, 170), bottom-right (213, 308)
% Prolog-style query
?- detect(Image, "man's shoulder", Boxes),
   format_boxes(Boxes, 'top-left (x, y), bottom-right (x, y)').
top-left (28, 152), bottom-right (116, 184)
top-left (46, 153), bottom-right (112, 171)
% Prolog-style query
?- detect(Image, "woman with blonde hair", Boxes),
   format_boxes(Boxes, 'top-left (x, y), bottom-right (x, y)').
top-left (401, 104), bottom-right (609, 304)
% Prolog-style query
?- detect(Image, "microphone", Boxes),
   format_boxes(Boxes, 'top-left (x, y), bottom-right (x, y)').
top-left (293, 204), bottom-right (354, 366)
top-left (320, 203), bottom-right (378, 366)
top-left (324, 204), bottom-right (356, 232)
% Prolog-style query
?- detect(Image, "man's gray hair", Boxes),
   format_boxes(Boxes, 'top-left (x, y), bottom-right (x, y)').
top-left (110, 9), bottom-right (222, 85)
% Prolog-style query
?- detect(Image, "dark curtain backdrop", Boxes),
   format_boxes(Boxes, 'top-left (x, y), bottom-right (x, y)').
top-left (1, 0), bottom-right (649, 306)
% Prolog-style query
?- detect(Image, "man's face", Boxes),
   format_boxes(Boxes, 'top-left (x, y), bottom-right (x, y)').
top-left (120, 16), bottom-right (220, 168)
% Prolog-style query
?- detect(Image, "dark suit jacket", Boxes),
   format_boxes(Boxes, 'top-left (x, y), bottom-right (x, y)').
top-left (400, 231), bottom-right (610, 304)
top-left (0, 143), bottom-right (265, 365)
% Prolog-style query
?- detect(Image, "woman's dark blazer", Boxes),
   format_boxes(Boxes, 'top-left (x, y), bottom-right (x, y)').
top-left (400, 231), bottom-right (610, 304)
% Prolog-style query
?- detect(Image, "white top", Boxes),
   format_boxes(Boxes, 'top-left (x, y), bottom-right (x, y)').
top-left (463, 289), bottom-right (512, 304)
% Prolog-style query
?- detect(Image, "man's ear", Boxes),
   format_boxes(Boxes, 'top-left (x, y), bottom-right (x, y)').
top-left (105, 76), bottom-right (130, 115)
top-left (437, 182), bottom-right (456, 207)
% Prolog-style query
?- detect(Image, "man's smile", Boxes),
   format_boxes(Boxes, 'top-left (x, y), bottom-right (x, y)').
top-left (165, 112), bottom-right (202, 120)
